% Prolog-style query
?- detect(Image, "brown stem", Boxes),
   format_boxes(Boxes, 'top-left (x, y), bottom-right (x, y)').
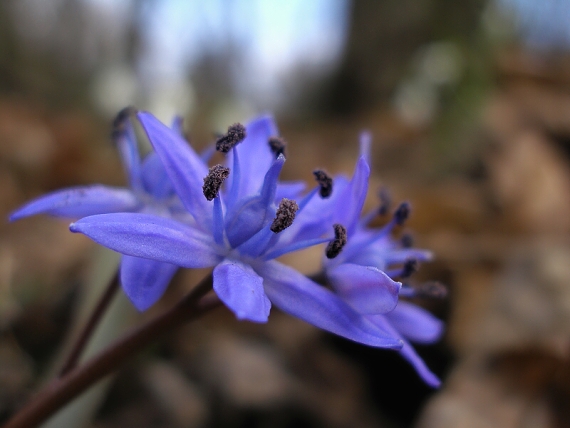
top-left (59, 271), bottom-right (121, 377)
top-left (4, 274), bottom-right (219, 428)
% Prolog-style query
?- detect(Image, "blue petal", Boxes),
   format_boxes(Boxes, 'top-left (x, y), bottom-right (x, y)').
top-left (224, 156), bottom-right (284, 248)
top-left (137, 112), bottom-right (211, 227)
top-left (333, 157), bottom-right (370, 237)
top-left (258, 261), bottom-right (403, 349)
top-left (213, 259), bottom-right (271, 323)
top-left (10, 186), bottom-right (140, 221)
top-left (259, 154), bottom-right (285, 206)
top-left (327, 263), bottom-right (401, 315)
top-left (227, 115), bottom-right (279, 200)
top-left (70, 213), bottom-right (221, 268)
top-left (116, 118), bottom-right (143, 192)
top-left (385, 301), bottom-right (444, 344)
top-left (141, 152), bottom-right (175, 200)
top-left (366, 313), bottom-right (441, 387)
top-left (120, 255), bottom-right (178, 311)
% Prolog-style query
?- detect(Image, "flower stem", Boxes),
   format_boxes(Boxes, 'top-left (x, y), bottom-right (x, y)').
top-left (58, 271), bottom-right (120, 377)
top-left (4, 274), bottom-right (218, 428)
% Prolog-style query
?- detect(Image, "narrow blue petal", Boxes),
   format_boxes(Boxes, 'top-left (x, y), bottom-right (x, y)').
top-left (366, 313), bottom-right (441, 387)
top-left (225, 146), bottom-right (242, 210)
top-left (335, 157), bottom-right (370, 236)
top-left (120, 255), bottom-right (178, 311)
top-left (170, 115), bottom-right (184, 136)
top-left (385, 301), bottom-right (444, 344)
top-left (260, 155), bottom-right (285, 206)
top-left (258, 261), bottom-right (403, 349)
top-left (10, 186), bottom-right (140, 221)
top-left (399, 339), bottom-right (441, 387)
top-left (228, 115), bottom-right (279, 199)
top-left (137, 112), bottom-right (211, 226)
top-left (263, 237), bottom-right (329, 261)
top-left (237, 225), bottom-right (275, 258)
top-left (141, 152), bottom-right (174, 200)
top-left (116, 119), bottom-right (143, 191)
top-left (224, 156), bottom-right (284, 248)
top-left (225, 196), bottom-right (273, 248)
top-left (213, 259), bottom-right (271, 323)
top-left (70, 213), bottom-right (221, 268)
top-left (327, 263), bottom-right (401, 315)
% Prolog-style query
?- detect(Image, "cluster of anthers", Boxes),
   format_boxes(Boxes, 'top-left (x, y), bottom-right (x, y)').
top-left (11, 108), bottom-right (445, 387)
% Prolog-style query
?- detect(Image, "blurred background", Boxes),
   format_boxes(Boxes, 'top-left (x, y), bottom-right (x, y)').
top-left (2, 0), bottom-right (570, 427)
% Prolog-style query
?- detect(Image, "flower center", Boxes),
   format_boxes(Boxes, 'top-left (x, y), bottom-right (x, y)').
top-left (270, 198), bottom-right (299, 233)
top-left (215, 123), bottom-right (246, 153)
top-left (203, 164), bottom-right (230, 201)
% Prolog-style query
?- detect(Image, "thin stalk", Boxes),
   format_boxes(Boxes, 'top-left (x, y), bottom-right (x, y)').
top-left (4, 274), bottom-right (218, 428)
top-left (59, 271), bottom-right (120, 377)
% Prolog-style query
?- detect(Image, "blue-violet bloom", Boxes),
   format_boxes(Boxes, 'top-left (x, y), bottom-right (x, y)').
top-left (70, 112), bottom-right (404, 350)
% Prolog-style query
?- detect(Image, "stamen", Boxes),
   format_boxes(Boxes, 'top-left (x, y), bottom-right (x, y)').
top-left (111, 106), bottom-right (136, 140)
top-left (203, 164), bottom-right (230, 201)
top-left (378, 187), bottom-right (391, 216)
top-left (401, 233), bottom-right (414, 248)
top-left (215, 123), bottom-right (246, 153)
top-left (416, 281), bottom-right (448, 298)
top-left (394, 202), bottom-right (411, 226)
top-left (268, 136), bottom-right (286, 158)
top-left (270, 198), bottom-right (299, 233)
top-left (313, 170), bottom-right (333, 198)
top-left (326, 224), bottom-right (347, 259)
top-left (401, 259), bottom-right (418, 278)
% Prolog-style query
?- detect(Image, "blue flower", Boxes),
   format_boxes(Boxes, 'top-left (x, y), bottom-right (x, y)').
top-left (318, 134), bottom-right (444, 387)
top-left (10, 108), bottom-right (189, 311)
top-left (69, 112), bottom-right (404, 350)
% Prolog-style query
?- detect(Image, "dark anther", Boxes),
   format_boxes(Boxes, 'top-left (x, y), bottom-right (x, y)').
top-left (326, 224), bottom-right (347, 259)
top-left (401, 259), bottom-right (418, 278)
top-left (394, 202), bottom-right (411, 226)
top-left (416, 281), bottom-right (447, 299)
top-left (378, 187), bottom-right (391, 216)
top-left (313, 170), bottom-right (333, 198)
top-left (401, 233), bottom-right (414, 248)
top-left (111, 106), bottom-right (136, 140)
top-left (268, 136), bottom-right (286, 158)
top-left (203, 164), bottom-right (230, 201)
top-left (270, 198), bottom-right (299, 233)
top-left (215, 123), bottom-right (246, 153)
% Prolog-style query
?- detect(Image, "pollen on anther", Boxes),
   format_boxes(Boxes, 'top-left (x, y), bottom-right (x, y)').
top-left (416, 281), bottom-right (448, 299)
top-left (326, 224), bottom-right (347, 259)
top-left (111, 106), bottom-right (136, 140)
top-left (203, 164), bottom-right (230, 201)
top-left (401, 259), bottom-right (418, 278)
top-left (394, 202), bottom-right (411, 226)
top-left (313, 170), bottom-right (333, 198)
top-left (215, 123), bottom-right (246, 153)
top-left (270, 198), bottom-right (299, 233)
top-left (268, 136), bottom-right (286, 158)
top-left (401, 233), bottom-right (414, 248)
